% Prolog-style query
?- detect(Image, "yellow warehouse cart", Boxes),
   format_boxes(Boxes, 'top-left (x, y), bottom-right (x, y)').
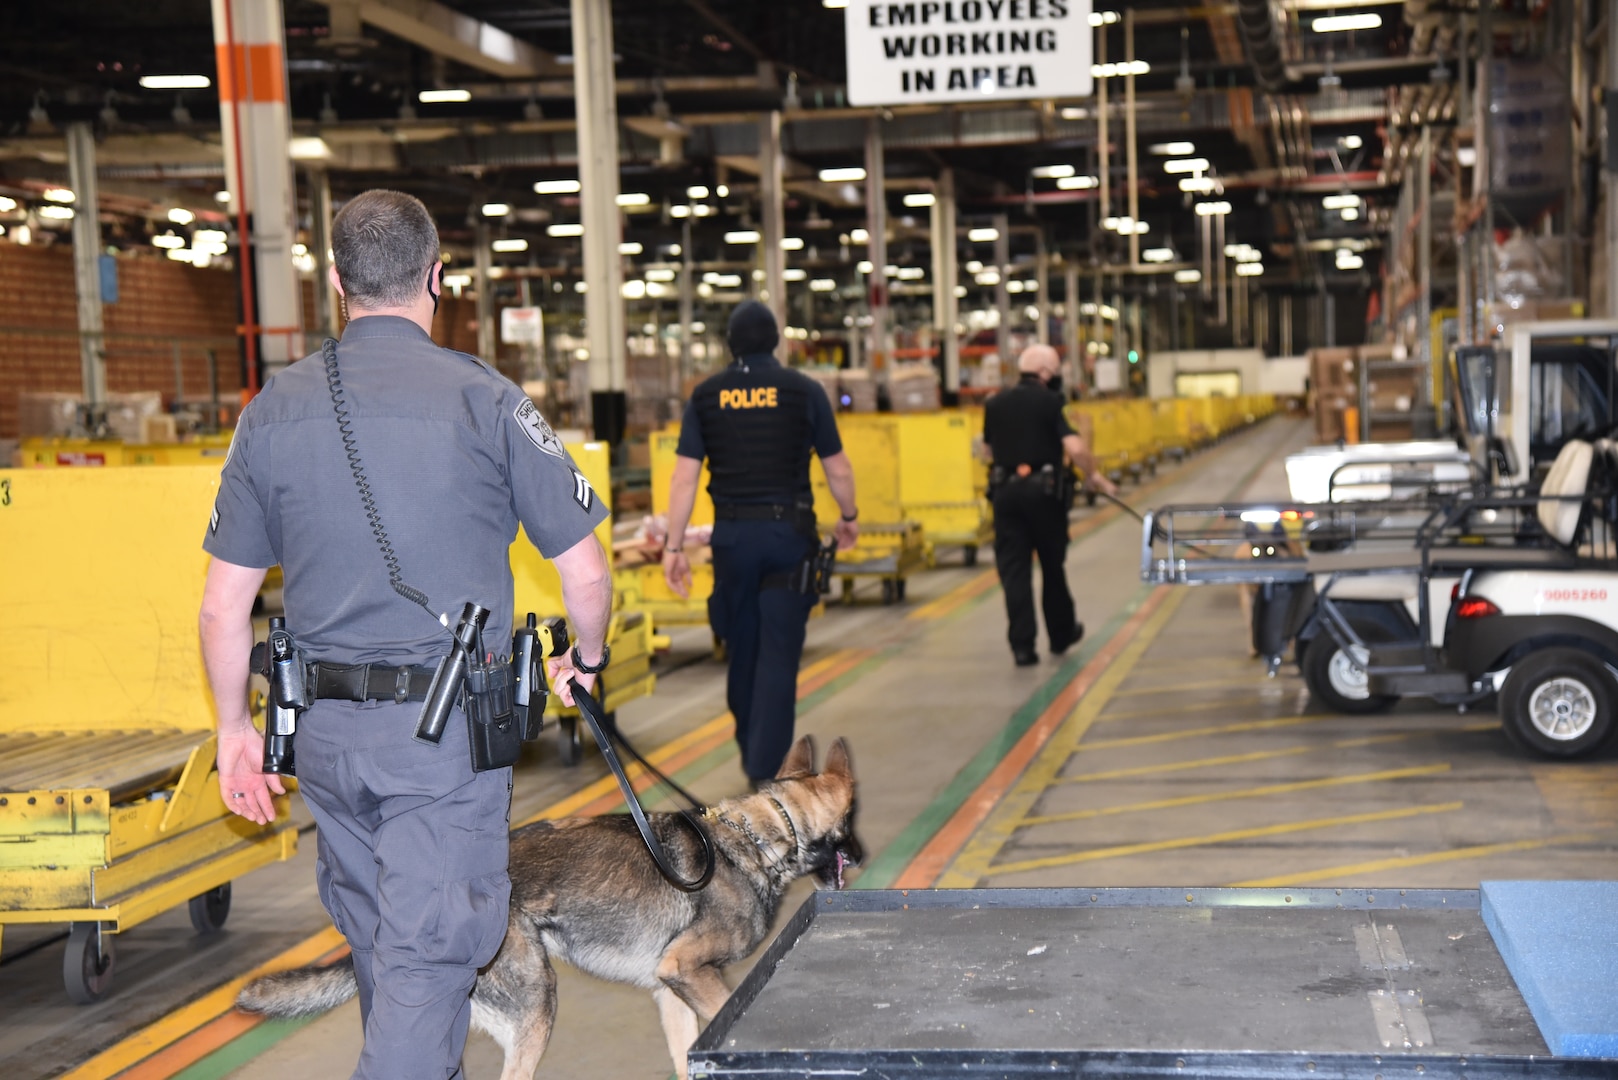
top-left (620, 426), bottom-right (718, 631)
top-left (510, 440), bottom-right (658, 766)
top-left (0, 466), bottom-right (297, 1003)
top-left (811, 415), bottom-right (926, 604)
top-left (893, 412), bottom-right (992, 568)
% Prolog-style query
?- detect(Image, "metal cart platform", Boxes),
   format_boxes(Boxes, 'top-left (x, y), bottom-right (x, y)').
top-left (691, 887), bottom-right (1617, 1079)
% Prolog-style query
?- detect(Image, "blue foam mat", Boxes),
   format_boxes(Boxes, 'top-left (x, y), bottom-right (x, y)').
top-left (1481, 880), bottom-right (1618, 1058)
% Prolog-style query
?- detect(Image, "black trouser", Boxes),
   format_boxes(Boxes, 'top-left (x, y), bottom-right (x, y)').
top-left (992, 480), bottom-right (1077, 654)
top-left (708, 518), bottom-right (817, 780)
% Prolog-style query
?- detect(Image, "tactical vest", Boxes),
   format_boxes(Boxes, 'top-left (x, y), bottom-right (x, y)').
top-left (691, 361), bottom-right (813, 503)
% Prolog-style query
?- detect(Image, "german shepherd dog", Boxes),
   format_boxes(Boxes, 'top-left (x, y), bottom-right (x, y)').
top-left (238, 736), bottom-right (862, 1080)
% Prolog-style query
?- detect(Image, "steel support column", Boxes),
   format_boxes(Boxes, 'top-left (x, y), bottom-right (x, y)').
top-left (571, 0), bottom-right (626, 441)
top-left (65, 122), bottom-right (106, 413)
top-left (1064, 262), bottom-right (1080, 391)
top-left (760, 110), bottom-right (786, 332)
top-left (211, 0), bottom-right (302, 387)
top-left (679, 217), bottom-right (694, 387)
top-left (994, 213), bottom-right (1011, 377)
top-left (931, 168), bottom-right (960, 400)
top-left (1417, 125), bottom-right (1433, 404)
top-left (1035, 232), bottom-right (1050, 346)
top-left (306, 167), bottom-right (340, 337)
top-left (474, 221), bottom-right (494, 361)
top-left (1606, 4), bottom-right (1618, 317)
top-left (864, 117), bottom-right (889, 369)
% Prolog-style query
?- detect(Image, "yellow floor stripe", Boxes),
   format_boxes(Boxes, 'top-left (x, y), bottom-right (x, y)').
top-left (1230, 831), bottom-right (1608, 887)
top-left (1019, 764), bottom-right (1453, 827)
top-left (981, 802), bottom-right (1466, 880)
top-left (58, 928), bottom-right (347, 1080)
top-left (931, 589), bottom-right (1188, 889)
top-left (1074, 714), bottom-right (1338, 752)
top-left (1107, 675), bottom-right (1285, 698)
top-left (1054, 724), bottom-right (1498, 785)
top-left (1097, 695), bottom-right (1275, 722)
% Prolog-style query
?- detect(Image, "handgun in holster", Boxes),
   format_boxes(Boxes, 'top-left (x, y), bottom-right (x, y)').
top-left (513, 613), bottom-right (569, 741)
top-left (251, 616), bottom-right (308, 776)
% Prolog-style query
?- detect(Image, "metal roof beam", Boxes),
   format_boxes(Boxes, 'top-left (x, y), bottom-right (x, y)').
top-left (307, 0), bottom-right (570, 78)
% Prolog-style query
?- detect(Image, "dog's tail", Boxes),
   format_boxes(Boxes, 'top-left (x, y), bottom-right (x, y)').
top-left (236, 955), bottom-right (358, 1019)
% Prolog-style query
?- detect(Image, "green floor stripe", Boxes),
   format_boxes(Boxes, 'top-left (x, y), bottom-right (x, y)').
top-left (851, 583), bottom-right (1156, 892)
top-left (169, 1017), bottom-right (320, 1080)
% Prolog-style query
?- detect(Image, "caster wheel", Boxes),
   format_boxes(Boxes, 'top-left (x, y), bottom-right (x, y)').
top-left (558, 717), bottom-right (582, 766)
top-left (881, 579), bottom-right (896, 605)
top-left (963, 545), bottom-right (979, 567)
top-left (189, 883), bottom-right (231, 933)
top-left (64, 923), bottom-right (115, 1004)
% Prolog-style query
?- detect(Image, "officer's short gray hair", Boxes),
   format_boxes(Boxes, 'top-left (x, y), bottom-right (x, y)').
top-left (332, 189), bottom-right (440, 310)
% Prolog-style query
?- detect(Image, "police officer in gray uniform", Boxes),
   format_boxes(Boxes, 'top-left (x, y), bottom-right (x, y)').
top-left (198, 189), bottom-right (613, 1080)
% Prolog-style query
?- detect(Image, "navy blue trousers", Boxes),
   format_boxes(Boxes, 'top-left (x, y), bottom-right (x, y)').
top-left (708, 519), bottom-right (816, 781)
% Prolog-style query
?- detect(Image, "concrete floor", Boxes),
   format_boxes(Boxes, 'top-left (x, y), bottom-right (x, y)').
top-left (6, 412), bottom-right (1615, 1080)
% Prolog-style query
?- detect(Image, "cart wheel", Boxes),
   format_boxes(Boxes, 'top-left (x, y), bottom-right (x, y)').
top-left (558, 716), bottom-right (582, 766)
top-left (1499, 649), bottom-right (1618, 758)
top-left (189, 883), bottom-right (231, 934)
top-left (64, 923), bottom-right (115, 1004)
top-left (895, 578), bottom-right (907, 602)
top-left (881, 579), bottom-right (896, 605)
top-left (963, 545), bottom-right (979, 567)
top-left (1302, 632), bottom-right (1398, 715)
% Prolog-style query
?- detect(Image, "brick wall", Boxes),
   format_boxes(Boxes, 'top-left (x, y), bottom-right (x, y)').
top-left (0, 241), bottom-right (246, 438)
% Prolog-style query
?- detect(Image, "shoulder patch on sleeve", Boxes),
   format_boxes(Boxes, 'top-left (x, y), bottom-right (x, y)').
top-left (210, 503), bottom-right (220, 534)
top-left (515, 399), bottom-right (566, 458)
top-left (571, 470), bottom-right (595, 512)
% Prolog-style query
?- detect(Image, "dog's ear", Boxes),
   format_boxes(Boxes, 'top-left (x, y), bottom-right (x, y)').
top-left (823, 737), bottom-right (853, 780)
top-left (776, 735), bottom-right (816, 779)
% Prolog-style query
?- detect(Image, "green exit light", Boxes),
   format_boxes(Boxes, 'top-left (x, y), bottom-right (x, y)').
top-left (1127, 350), bottom-right (1140, 364)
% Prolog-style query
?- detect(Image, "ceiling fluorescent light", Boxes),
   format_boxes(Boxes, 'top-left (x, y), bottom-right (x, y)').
top-left (1060, 107), bottom-right (1088, 120)
top-left (139, 74), bottom-right (210, 90)
top-left (547, 223), bottom-right (584, 237)
top-left (1056, 175), bottom-right (1099, 190)
top-left (809, 278), bottom-right (838, 291)
top-left (481, 203), bottom-right (511, 217)
top-left (618, 241), bottom-right (643, 254)
top-left (42, 187), bottom-right (75, 202)
top-left (819, 167), bottom-right (866, 182)
top-left (781, 236), bottom-right (806, 250)
top-left (38, 205), bottom-right (75, 220)
top-left (1322, 193), bottom-right (1361, 210)
top-left (1194, 201), bottom-right (1232, 216)
top-left (1031, 164), bottom-right (1076, 179)
top-left (535, 179), bottom-right (582, 194)
top-left (1313, 13), bottom-right (1382, 32)
top-left (151, 233), bottom-right (186, 249)
top-left (903, 192), bottom-right (936, 207)
top-left (1149, 142), bottom-right (1195, 155)
top-left (167, 207), bottom-right (194, 225)
top-left (492, 238), bottom-right (529, 253)
top-left (1179, 177), bottom-right (1217, 193)
top-left (784, 268), bottom-right (808, 281)
top-left (418, 88), bottom-right (472, 103)
top-left (288, 137), bottom-right (331, 161)
top-left (1142, 247), bottom-right (1175, 263)
top-left (616, 192), bottom-right (651, 207)
top-left (1174, 269), bottom-right (1202, 284)
top-left (724, 230), bottom-right (762, 243)
top-left (1236, 263), bottom-right (1264, 277)
top-left (686, 185), bottom-right (710, 199)
top-left (1163, 158), bottom-right (1210, 174)
top-left (849, 228), bottom-right (869, 243)
top-left (967, 227), bottom-right (999, 242)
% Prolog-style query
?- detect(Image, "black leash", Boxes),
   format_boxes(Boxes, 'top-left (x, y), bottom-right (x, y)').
top-left (1095, 488), bottom-right (1148, 522)
top-left (567, 680), bottom-right (716, 892)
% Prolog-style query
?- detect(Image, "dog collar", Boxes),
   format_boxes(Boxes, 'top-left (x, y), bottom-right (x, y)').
top-left (763, 793), bottom-right (802, 863)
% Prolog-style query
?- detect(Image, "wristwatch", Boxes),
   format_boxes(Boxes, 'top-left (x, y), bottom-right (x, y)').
top-left (571, 644), bottom-right (610, 674)
top-left (840, 510), bottom-right (858, 522)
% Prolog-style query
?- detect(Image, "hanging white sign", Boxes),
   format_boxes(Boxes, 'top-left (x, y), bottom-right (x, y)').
top-left (844, 0), bottom-right (1094, 107)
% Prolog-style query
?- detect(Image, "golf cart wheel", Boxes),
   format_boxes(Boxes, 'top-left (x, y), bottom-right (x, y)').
top-left (558, 716), bottom-right (582, 766)
top-left (963, 544), bottom-right (979, 567)
top-left (64, 923), bottom-right (115, 1004)
top-left (1499, 649), bottom-right (1618, 758)
top-left (189, 883), bottom-right (231, 933)
top-left (1302, 632), bottom-right (1398, 715)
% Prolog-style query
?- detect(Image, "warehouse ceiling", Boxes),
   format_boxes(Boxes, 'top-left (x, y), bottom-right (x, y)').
top-left (0, 1), bottom-right (1468, 315)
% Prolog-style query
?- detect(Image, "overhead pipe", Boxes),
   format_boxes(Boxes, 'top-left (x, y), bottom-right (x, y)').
top-left (1234, 0), bottom-right (1289, 93)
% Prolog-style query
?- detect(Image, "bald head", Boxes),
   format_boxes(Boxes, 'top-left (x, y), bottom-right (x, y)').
top-left (1017, 344), bottom-right (1061, 380)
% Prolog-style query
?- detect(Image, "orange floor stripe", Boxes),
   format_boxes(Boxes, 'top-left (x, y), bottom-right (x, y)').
top-left (889, 586), bottom-right (1171, 890)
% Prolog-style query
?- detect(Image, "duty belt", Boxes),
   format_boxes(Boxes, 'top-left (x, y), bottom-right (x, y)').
top-left (306, 661), bottom-right (439, 704)
top-left (713, 501), bottom-right (813, 523)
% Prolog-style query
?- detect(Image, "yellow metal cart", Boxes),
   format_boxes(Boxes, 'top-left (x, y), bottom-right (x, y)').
top-left (893, 412), bottom-right (992, 567)
top-left (811, 415), bottom-right (927, 604)
top-left (0, 466), bottom-right (297, 1002)
top-left (510, 440), bottom-right (658, 766)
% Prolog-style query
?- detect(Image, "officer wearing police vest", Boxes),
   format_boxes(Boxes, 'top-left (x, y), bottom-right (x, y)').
top-left (983, 344), bottom-right (1117, 667)
top-left (198, 190), bottom-right (613, 1079)
top-left (663, 300), bottom-right (858, 787)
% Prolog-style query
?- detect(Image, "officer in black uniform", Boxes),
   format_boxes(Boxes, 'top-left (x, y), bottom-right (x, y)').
top-left (197, 189), bottom-right (613, 1079)
top-left (662, 300), bottom-right (859, 786)
top-left (983, 344), bottom-right (1117, 667)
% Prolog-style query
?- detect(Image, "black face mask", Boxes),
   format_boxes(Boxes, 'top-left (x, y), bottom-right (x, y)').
top-left (429, 266), bottom-right (442, 318)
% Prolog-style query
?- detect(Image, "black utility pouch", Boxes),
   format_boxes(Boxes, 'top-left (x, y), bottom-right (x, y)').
top-left (465, 656), bottom-right (521, 772)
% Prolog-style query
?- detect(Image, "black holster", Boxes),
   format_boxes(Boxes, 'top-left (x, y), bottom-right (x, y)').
top-left (252, 618), bottom-right (308, 776)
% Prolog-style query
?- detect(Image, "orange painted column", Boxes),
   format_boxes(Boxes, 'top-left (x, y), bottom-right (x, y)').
top-left (210, 0), bottom-right (304, 393)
